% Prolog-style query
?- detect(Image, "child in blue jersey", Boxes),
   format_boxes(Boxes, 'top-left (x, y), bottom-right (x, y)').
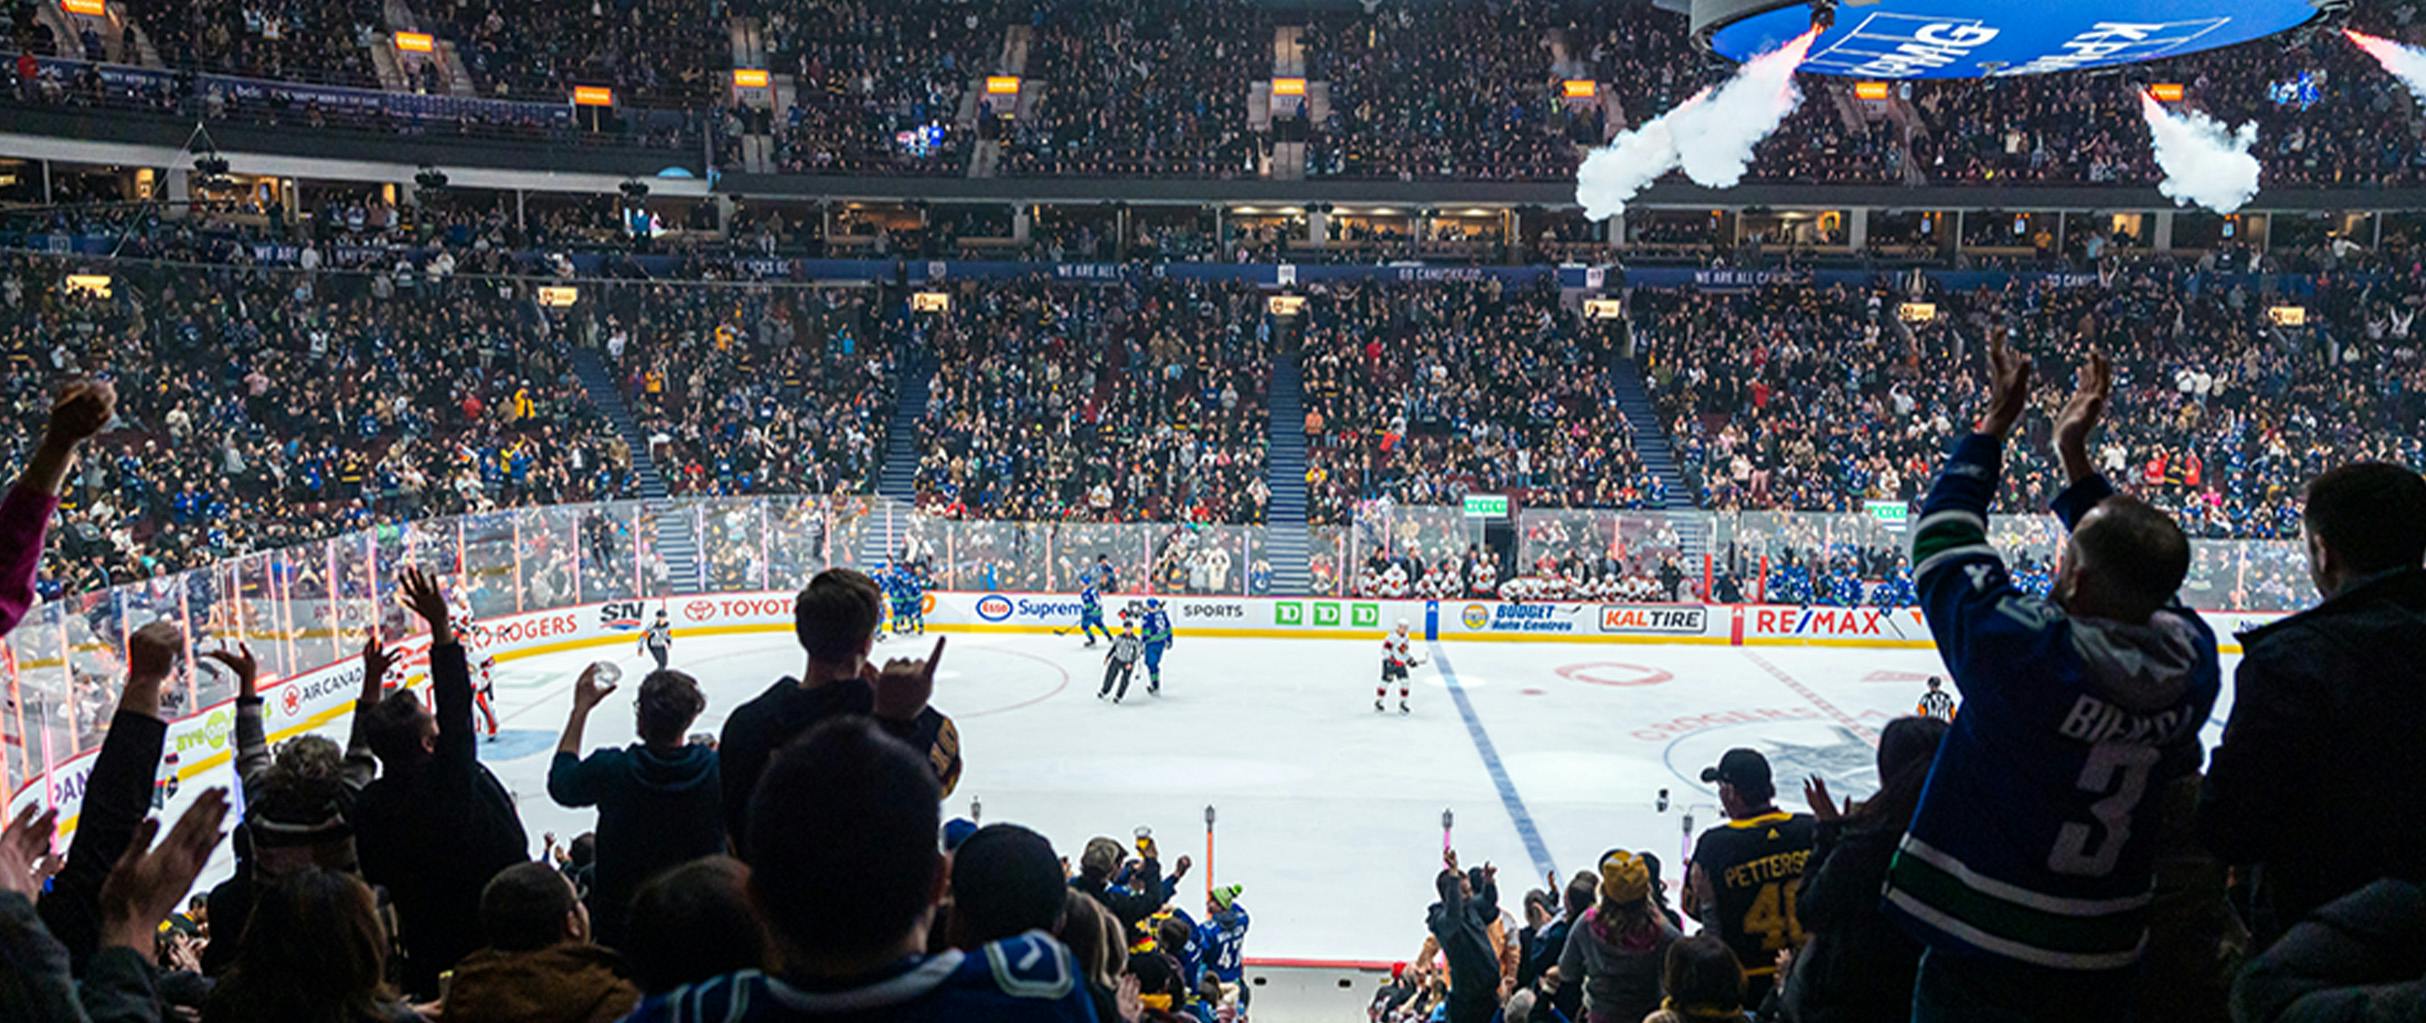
top-left (1195, 885), bottom-right (1250, 1002)
top-left (624, 718), bottom-right (1097, 1023)
top-left (1887, 344), bottom-right (2219, 1021)
top-left (1076, 575), bottom-right (1111, 648)
top-left (1139, 599), bottom-right (1173, 694)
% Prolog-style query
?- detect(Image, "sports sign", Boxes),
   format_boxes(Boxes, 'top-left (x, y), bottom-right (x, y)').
top-left (1697, 0), bottom-right (2321, 79)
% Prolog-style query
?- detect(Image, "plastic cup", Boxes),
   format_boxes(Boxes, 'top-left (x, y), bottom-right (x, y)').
top-left (590, 661), bottom-right (622, 686)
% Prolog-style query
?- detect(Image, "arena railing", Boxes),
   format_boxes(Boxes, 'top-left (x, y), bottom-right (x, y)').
top-left (0, 495), bottom-right (2313, 836)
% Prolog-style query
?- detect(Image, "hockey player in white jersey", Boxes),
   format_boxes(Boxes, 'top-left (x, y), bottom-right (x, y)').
top-left (1377, 620), bottom-right (1423, 714)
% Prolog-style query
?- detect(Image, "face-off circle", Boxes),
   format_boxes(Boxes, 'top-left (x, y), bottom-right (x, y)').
top-left (1555, 662), bottom-right (1676, 688)
top-left (1694, 0), bottom-right (2330, 79)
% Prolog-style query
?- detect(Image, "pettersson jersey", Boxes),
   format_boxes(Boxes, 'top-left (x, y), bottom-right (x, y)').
top-left (624, 932), bottom-right (1095, 1023)
top-left (1885, 434), bottom-right (2220, 972)
top-left (1691, 810), bottom-right (1816, 980)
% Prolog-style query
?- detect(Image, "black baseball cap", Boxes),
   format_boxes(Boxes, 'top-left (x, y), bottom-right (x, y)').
top-left (1699, 748), bottom-right (1772, 791)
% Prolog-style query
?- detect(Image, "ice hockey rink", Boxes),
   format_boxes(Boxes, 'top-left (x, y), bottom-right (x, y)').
top-left (455, 629), bottom-right (2245, 966)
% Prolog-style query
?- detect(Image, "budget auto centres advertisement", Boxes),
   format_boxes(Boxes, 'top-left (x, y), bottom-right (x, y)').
top-left (5, 589), bottom-right (2286, 838)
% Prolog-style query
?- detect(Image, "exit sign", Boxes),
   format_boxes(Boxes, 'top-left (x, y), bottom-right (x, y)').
top-left (1463, 494), bottom-right (1509, 518)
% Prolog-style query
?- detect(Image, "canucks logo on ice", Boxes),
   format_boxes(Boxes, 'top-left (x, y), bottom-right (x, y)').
top-left (1671, 722), bottom-right (1879, 799)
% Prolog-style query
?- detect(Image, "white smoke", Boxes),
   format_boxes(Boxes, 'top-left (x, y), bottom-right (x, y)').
top-left (1575, 29), bottom-right (1817, 221)
top-left (2346, 30), bottom-right (2426, 106)
top-left (2138, 93), bottom-right (2261, 215)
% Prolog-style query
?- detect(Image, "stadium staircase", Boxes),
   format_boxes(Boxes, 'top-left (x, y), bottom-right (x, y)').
top-left (1609, 358), bottom-right (1709, 557)
top-left (568, 347), bottom-right (707, 595)
top-left (859, 354), bottom-right (935, 568)
top-left (1263, 351), bottom-right (1317, 595)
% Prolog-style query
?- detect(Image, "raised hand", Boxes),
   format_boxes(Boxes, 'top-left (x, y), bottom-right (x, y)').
top-left (1803, 775), bottom-right (1847, 822)
top-left (397, 566), bottom-right (453, 645)
top-left (1977, 331), bottom-right (2033, 438)
top-left (869, 635), bottom-right (944, 723)
top-left (127, 621), bottom-right (183, 683)
top-left (98, 788), bottom-right (230, 954)
top-left (122, 621), bottom-right (184, 720)
top-left (571, 663), bottom-right (617, 713)
top-left (0, 803), bottom-right (59, 899)
top-left (359, 632), bottom-right (392, 702)
top-left (2054, 350), bottom-right (2112, 482)
top-left (43, 378), bottom-right (116, 448)
top-left (200, 642), bottom-right (259, 700)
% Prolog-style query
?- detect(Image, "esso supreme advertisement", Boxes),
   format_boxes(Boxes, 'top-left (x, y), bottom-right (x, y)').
top-left (1703, 1), bottom-right (2319, 79)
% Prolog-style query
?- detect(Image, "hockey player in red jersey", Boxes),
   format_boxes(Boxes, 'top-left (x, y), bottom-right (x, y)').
top-left (1378, 620), bottom-right (1424, 714)
top-left (448, 589), bottom-right (501, 741)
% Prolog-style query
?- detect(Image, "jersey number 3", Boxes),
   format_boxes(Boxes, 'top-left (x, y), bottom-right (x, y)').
top-left (2048, 742), bottom-right (2159, 877)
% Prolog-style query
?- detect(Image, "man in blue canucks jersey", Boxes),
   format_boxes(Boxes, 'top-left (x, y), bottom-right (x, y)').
top-left (1886, 344), bottom-right (2219, 1020)
top-left (1139, 599), bottom-right (1173, 694)
top-left (1076, 574), bottom-right (1110, 647)
top-left (623, 718), bottom-right (1097, 1023)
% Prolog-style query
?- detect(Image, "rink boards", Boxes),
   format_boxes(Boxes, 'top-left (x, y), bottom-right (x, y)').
top-left (7, 589), bottom-right (2284, 839)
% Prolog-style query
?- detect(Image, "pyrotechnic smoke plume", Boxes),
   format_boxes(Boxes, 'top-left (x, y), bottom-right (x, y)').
top-left (1576, 28), bottom-right (1818, 221)
top-left (2138, 92), bottom-right (2261, 215)
top-left (2347, 30), bottom-right (2426, 106)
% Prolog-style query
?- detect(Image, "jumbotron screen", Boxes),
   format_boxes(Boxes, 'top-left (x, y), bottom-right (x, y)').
top-left (1694, 0), bottom-right (2329, 79)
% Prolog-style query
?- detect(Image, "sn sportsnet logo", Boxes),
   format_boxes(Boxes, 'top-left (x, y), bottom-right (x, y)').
top-left (976, 595), bottom-right (1014, 622)
top-left (598, 600), bottom-right (647, 631)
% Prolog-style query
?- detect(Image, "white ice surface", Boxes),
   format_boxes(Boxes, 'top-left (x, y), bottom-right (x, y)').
top-left (254, 632), bottom-right (2242, 963)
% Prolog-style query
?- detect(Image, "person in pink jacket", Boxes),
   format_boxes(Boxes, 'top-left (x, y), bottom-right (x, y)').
top-left (1, 378), bottom-right (115, 638)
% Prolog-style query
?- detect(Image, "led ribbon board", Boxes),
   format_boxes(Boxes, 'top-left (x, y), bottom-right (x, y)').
top-left (1695, 0), bottom-right (2322, 79)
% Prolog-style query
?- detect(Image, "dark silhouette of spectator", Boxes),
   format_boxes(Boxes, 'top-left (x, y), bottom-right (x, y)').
top-left (2, 784), bottom-right (230, 1022)
top-left (715, 569), bottom-right (958, 854)
top-left (623, 717), bottom-right (1097, 1021)
top-left (948, 824), bottom-right (1070, 949)
top-left (620, 856), bottom-right (768, 996)
top-left (442, 861), bottom-right (640, 1023)
top-left (547, 666), bottom-right (721, 948)
top-left (2231, 879), bottom-right (2426, 1023)
top-left (1426, 849), bottom-right (1502, 1023)
top-left (2202, 462), bottom-right (2426, 945)
top-left (355, 566), bottom-right (530, 997)
top-left (202, 866), bottom-right (423, 1023)
top-left (1643, 935), bottom-right (1752, 1023)
top-left (1778, 715), bottom-right (1948, 1022)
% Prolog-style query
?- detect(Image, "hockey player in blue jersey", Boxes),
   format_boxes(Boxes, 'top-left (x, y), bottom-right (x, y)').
top-left (1139, 598), bottom-right (1173, 695)
top-left (623, 718), bottom-right (1097, 1023)
top-left (1886, 343), bottom-right (2219, 1021)
top-left (1076, 574), bottom-right (1111, 647)
top-left (896, 562), bottom-right (927, 636)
